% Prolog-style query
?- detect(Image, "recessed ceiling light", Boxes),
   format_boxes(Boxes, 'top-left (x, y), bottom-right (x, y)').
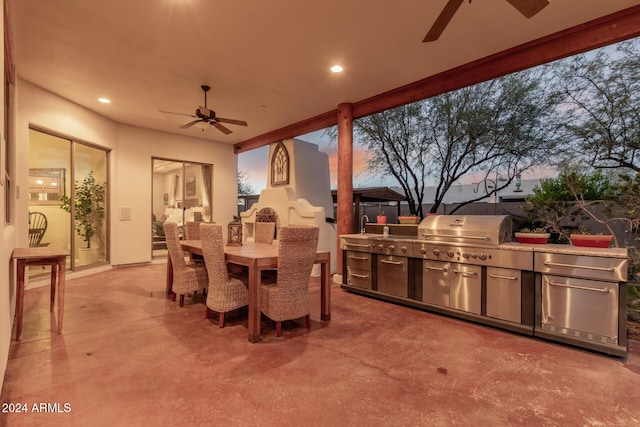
top-left (98, 98), bottom-right (111, 104)
top-left (330, 65), bottom-right (343, 73)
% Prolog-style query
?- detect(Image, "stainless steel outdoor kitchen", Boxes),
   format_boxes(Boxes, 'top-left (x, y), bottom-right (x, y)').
top-left (341, 215), bottom-right (629, 357)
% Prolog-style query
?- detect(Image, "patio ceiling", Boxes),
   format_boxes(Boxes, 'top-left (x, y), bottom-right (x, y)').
top-left (11, 1), bottom-right (640, 152)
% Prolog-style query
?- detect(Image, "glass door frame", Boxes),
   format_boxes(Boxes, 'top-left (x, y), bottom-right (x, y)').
top-left (28, 125), bottom-right (111, 272)
top-left (151, 157), bottom-right (213, 259)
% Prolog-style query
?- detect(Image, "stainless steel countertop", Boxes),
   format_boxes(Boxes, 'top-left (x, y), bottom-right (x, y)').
top-left (341, 234), bottom-right (628, 258)
top-left (498, 242), bottom-right (628, 258)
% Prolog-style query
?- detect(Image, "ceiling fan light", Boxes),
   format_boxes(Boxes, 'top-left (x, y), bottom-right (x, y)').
top-left (330, 65), bottom-right (343, 73)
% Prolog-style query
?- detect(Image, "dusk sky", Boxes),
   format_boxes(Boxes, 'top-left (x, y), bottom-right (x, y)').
top-left (238, 129), bottom-right (555, 196)
top-left (237, 129), bottom-right (399, 194)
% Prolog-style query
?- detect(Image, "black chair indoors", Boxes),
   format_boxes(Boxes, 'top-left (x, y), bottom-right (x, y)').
top-left (28, 211), bottom-right (49, 247)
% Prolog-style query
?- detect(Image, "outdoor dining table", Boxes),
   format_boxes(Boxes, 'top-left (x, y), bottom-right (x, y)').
top-left (166, 240), bottom-right (331, 343)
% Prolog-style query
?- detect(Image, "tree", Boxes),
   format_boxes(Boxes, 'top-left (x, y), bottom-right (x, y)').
top-left (349, 66), bottom-right (562, 216)
top-left (553, 39), bottom-right (640, 172)
top-left (237, 170), bottom-right (254, 195)
top-left (60, 171), bottom-right (106, 248)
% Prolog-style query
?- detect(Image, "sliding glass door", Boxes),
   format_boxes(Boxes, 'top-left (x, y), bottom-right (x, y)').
top-left (152, 158), bottom-right (212, 258)
top-left (72, 143), bottom-right (108, 267)
top-left (28, 128), bottom-right (109, 274)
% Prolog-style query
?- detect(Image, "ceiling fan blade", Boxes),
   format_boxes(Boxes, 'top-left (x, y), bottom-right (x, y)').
top-left (159, 110), bottom-right (197, 118)
top-left (216, 117), bottom-right (248, 127)
top-left (212, 122), bottom-right (233, 135)
top-left (180, 119), bottom-right (203, 129)
top-left (423, 0), bottom-right (464, 42)
top-left (506, 0), bottom-right (549, 19)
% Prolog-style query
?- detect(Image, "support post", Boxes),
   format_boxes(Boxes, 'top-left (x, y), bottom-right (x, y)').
top-left (336, 103), bottom-right (354, 276)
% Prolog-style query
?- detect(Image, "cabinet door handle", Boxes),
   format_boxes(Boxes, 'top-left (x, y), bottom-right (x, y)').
top-left (548, 280), bottom-right (610, 293)
top-left (381, 260), bottom-right (404, 266)
top-left (425, 266), bottom-right (446, 272)
top-left (489, 273), bottom-right (517, 280)
top-left (350, 273), bottom-right (369, 279)
top-left (543, 261), bottom-right (614, 272)
top-left (344, 243), bottom-right (371, 248)
top-left (452, 269), bottom-right (478, 277)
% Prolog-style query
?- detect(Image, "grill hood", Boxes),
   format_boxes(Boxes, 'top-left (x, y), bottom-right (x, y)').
top-left (417, 215), bottom-right (512, 247)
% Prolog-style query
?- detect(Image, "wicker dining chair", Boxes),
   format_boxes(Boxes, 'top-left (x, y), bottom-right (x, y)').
top-left (200, 223), bottom-right (249, 328)
top-left (254, 221), bottom-right (276, 244)
top-left (185, 221), bottom-right (203, 263)
top-left (163, 222), bottom-right (208, 307)
top-left (260, 225), bottom-right (319, 337)
top-left (184, 221), bottom-right (201, 240)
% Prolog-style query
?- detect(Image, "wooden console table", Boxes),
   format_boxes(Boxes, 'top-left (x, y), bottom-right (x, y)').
top-left (11, 247), bottom-right (70, 340)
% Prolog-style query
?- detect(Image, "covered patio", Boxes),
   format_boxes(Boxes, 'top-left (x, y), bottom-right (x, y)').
top-left (2, 263), bottom-right (639, 425)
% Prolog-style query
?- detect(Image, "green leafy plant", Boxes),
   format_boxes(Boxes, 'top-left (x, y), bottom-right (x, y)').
top-left (519, 227), bottom-right (548, 234)
top-left (60, 171), bottom-right (106, 248)
top-left (522, 167), bottom-right (615, 243)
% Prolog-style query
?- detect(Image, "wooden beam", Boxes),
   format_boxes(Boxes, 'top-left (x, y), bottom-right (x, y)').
top-left (233, 110), bottom-right (337, 154)
top-left (233, 5), bottom-right (640, 154)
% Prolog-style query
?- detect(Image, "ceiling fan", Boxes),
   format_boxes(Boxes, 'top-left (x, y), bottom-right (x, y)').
top-left (423, 0), bottom-right (550, 42)
top-left (160, 85), bottom-right (248, 134)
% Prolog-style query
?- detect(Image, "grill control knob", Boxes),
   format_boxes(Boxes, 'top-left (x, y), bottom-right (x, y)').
top-left (400, 246), bottom-right (407, 253)
top-left (420, 247), bottom-right (427, 255)
top-left (377, 244), bottom-right (383, 251)
top-left (462, 251), bottom-right (470, 258)
top-left (389, 245), bottom-right (395, 251)
top-left (432, 248), bottom-right (440, 256)
top-left (478, 252), bottom-right (487, 260)
top-left (471, 252), bottom-right (478, 259)
top-left (447, 250), bottom-right (454, 257)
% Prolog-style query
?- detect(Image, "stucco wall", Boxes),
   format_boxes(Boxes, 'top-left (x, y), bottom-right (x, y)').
top-left (0, 79), bottom-right (238, 391)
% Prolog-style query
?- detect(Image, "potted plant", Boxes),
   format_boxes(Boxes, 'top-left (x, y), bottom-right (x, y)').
top-left (569, 230), bottom-right (614, 248)
top-left (514, 227), bottom-right (550, 244)
top-left (398, 215), bottom-right (420, 224)
top-left (60, 171), bottom-right (107, 250)
top-left (376, 205), bottom-right (387, 224)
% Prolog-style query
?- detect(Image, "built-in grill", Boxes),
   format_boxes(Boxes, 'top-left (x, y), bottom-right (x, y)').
top-left (418, 214), bottom-right (511, 247)
top-left (415, 215), bottom-right (531, 268)
top-left (341, 214), bottom-right (628, 356)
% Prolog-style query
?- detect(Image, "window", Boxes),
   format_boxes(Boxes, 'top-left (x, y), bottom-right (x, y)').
top-left (270, 142), bottom-right (289, 186)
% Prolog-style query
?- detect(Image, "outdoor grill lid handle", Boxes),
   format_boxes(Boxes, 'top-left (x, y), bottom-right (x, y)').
top-left (421, 233), bottom-right (490, 241)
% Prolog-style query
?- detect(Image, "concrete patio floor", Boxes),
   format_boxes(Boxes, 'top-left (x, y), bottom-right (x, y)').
top-left (2, 263), bottom-right (639, 426)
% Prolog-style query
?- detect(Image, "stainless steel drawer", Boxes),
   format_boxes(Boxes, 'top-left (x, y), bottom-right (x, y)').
top-left (450, 263), bottom-right (482, 315)
top-left (486, 267), bottom-right (521, 323)
top-left (377, 255), bottom-right (408, 297)
top-left (534, 252), bottom-right (627, 282)
top-left (346, 251), bottom-right (372, 271)
top-left (541, 274), bottom-right (619, 343)
top-left (347, 268), bottom-right (372, 289)
top-left (422, 260), bottom-right (450, 307)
